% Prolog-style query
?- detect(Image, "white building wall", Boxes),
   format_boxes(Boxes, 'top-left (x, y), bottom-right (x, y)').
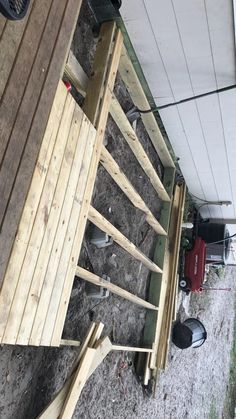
top-left (121, 0), bottom-right (236, 220)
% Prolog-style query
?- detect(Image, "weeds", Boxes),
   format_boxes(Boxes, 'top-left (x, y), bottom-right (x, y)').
top-left (209, 402), bottom-right (218, 419)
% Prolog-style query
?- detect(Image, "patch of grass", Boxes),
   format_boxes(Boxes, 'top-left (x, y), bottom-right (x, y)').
top-left (209, 265), bottom-right (225, 280)
top-left (209, 402), bottom-right (218, 419)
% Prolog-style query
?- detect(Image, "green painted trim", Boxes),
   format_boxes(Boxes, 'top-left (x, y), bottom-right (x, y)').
top-left (143, 168), bottom-right (175, 346)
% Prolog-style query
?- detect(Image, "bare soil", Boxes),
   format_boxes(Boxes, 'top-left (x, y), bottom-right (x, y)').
top-left (0, 3), bottom-right (235, 419)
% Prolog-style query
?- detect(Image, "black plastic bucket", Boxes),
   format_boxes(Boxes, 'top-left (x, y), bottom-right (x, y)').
top-left (172, 318), bottom-right (207, 349)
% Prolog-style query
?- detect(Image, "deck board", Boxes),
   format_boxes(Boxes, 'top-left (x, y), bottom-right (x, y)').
top-left (0, 82), bottom-right (97, 346)
top-left (0, 0), bottom-right (82, 284)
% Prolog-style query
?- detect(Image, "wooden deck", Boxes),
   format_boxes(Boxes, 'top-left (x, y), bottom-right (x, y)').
top-left (0, 14), bottom-right (181, 395)
top-left (0, 0), bottom-right (82, 283)
top-left (0, 81), bottom-right (96, 346)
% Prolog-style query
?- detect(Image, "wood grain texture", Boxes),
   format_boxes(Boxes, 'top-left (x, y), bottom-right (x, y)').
top-left (119, 45), bottom-right (174, 168)
top-left (88, 206), bottom-right (162, 274)
top-left (50, 23), bottom-right (123, 346)
top-left (76, 266), bottom-right (159, 310)
top-left (110, 96), bottom-right (170, 201)
top-left (0, 0), bottom-right (83, 285)
top-left (100, 146), bottom-right (167, 235)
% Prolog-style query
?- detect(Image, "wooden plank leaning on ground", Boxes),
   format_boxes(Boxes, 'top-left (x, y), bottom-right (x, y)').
top-left (39, 321), bottom-right (154, 418)
top-left (49, 22), bottom-right (123, 346)
top-left (141, 184), bottom-right (186, 389)
top-left (88, 206), bottom-right (162, 274)
top-left (65, 51), bottom-right (171, 204)
top-left (138, 167), bottom-right (175, 383)
top-left (118, 45), bottom-right (175, 169)
top-left (0, 0), bottom-right (83, 284)
top-left (155, 184), bottom-right (186, 374)
top-left (38, 323), bottom-right (107, 419)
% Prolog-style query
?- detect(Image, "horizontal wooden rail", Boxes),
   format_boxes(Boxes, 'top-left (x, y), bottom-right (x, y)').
top-left (60, 339), bottom-right (81, 347)
top-left (88, 206), bottom-right (162, 273)
top-left (118, 46), bottom-right (175, 169)
top-left (64, 51), bottom-right (87, 96)
top-left (110, 96), bottom-right (170, 202)
top-left (76, 266), bottom-right (158, 310)
top-left (100, 146), bottom-right (166, 235)
top-left (112, 345), bottom-right (153, 353)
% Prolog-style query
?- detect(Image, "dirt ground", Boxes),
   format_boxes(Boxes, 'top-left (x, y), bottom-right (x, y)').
top-left (0, 3), bottom-right (235, 419)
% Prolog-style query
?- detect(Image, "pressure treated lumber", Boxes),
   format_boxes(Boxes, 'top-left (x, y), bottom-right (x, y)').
top-left (64, 51), bottom-right (88, 96)
top-left (100, 146), bottom-right (166, 235)
top-left (38, 330), bottom-right (111, 419)
top-left (0, 0), bottom-right (83, 283)
top-left (156, 184), bottom-right (186, 372)
top-left (83, 22), bottom-right (116, 126)
top-left (76, 266), bottom-right (159, 310)
top-left (119, 45), bottom-right (175, 168)
top-left (139, 168), bottom-right (175, 382)
top-left (50, 23), bottom-right (123, 346)
top-left (59, 347), bottom-right (96, 419)
top-left (64, 53), bottom-right (172, 202)
top-left (0, 86), bottom-right (97, 346)
top-left (112, 345), bottom-right (153, 353)
top-left (60, 339), bottom-right (81, 347)
top-left (88, 206), bottom-right (162, 274)
top-left (109, 96), bottom-right (170, 202)
top-left (150, 184), bottom-right (186, 374)
top-left (64, 54), bottom-right (169, 228)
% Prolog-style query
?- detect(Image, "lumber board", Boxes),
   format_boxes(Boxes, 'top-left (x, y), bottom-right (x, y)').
top-left (0, 16), bottom-right (6, 37)
top-left (64, 54), bottom-right (170, 214)
top-left (156, 184), bottom-right (186, 373)
top-left (0, 0), bottom-right (83, 284)
top-left (140, 168), bottom-right (175, 379)
top-left (76, 266), bottom-right (159, 310)
top-left (50, 23), bottom-right (123, 346)
top-left (60, 339), bottom-right (81, 347)
top-left (3, 95), bottom-right (77, 345)
top-left (150, 185), bottom-right (184, 370)
top-left (83, 22), bottom-right (116, 125)
top-left (0, 0), bottom-right (68, 225)
top-left (0, 87), bottom-right (72, 343)
top-left (110, 96), bottom-right (170, 202)
top-left (59, 347), bottom-right (96, 419)
top-left (65, 50), bottom-right (89, 96)
top-left (118, 45), bottom-right (174, 169)
top-left (38, 334), bottom-right (111, 419)
top-left (88, 206), bottom-right (162, 273)
top-left (112, 345), bottom-right (153, 353)
top-left (0, 1), bottom-right (34, 100)
top-left (38, 121), bottom-right (96, 347)
top-left (100, 146), bottom-right (166, 235)
top-left (88, 336), bottom-right (113, 377)
top-left (17, 106), bottom-right (85, 344)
